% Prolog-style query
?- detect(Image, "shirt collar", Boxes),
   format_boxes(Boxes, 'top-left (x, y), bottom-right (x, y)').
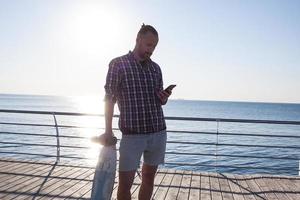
top-left (128, 51), bottom-right (152, 63)
top-left (127, 51), bottom-right (156, 72)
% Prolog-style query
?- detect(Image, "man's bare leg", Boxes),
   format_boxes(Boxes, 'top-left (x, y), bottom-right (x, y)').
top-left (118, 170), bottom-right (136, 200)
top-left (138, 164), bottom-right (158, 200)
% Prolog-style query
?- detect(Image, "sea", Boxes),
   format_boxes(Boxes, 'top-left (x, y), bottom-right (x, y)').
top-left (0, 94), bottom-right (300, 176)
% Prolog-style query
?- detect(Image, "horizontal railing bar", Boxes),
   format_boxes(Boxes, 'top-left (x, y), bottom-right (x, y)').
top-left (0, 131), bottom-right (56, 138)
top-left (217, 132), bottom-right (300, 139)
top-left (166, 117), bottom-right (300, 125)
top-left (165, 152), bottom-right (299, 161)
top-left (0, 142), bottom-right (90, 149)
top-left (0, 132), bottom-right (123, 142)
top-left (165, 162), bottom-right (296, 171)
top-left (0, 145), bottom-right (23, 148)
top-left (2, 128), bottom-right (300, 143)
top-left (0, 142), bottom-right (57, 147)
top-left (168, 130), bottom-right (300, 139)
top-left (0, 151), bottom-right (57, 158)
top-left (0, 109), bottom-right (105, 117)
top-left (0, 151), bottom-right (93, 160)
top-left (0, 131), bottom-right (89, 139)
top-left (1, 109), bottom-right (300, 125)
top-left (2, 126), bottom-right (300, 140)
top-left (0, 122), bottom-right (55, 127)
top-left (167, 141), bottom-right (300, 149)
top-left (0, 122), bottom-right (103, 129)
top-left (2, 140), bottom-right (300, 150)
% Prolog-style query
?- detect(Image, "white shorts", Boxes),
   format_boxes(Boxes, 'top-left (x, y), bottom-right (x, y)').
top-left (119, 130), bottom-right (167, 171)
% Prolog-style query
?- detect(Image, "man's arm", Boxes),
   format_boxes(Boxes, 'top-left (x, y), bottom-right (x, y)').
top-left (91, 100), bottom-right (115, 145)
top-left (105, 100), bottom-right (115, 135)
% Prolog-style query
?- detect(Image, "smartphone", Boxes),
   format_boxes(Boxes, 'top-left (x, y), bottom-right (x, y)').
top-left (164, 84), bottom-right (176, 93)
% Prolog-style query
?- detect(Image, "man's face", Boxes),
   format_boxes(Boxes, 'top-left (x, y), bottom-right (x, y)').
top-left (136, 32), bottom-right (159, 61)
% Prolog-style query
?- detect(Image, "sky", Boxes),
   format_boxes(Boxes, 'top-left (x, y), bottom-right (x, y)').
top-left (0, 0), bottom-right (300, 103)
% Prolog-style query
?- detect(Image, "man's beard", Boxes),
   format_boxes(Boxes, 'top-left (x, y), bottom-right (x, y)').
top-left (142, 52), bottom-right (152, 60)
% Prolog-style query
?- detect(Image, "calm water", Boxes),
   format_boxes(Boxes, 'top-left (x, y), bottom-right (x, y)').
top-left (0, 94), bottom-right (300, 175)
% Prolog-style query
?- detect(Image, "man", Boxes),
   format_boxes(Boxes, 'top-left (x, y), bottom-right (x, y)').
top-left (102, 24), bottom-right (171, 200)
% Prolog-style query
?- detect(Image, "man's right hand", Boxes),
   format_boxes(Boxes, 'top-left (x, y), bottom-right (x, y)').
top-left (91, 132), bottom-right (117, 146)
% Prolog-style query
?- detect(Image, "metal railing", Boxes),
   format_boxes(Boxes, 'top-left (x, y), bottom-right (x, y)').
top-left (0, 109), bottom-right (300, 175)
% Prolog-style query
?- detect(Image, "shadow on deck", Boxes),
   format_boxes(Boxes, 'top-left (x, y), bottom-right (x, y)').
top-left (0, 158), bottom-right (300, 200)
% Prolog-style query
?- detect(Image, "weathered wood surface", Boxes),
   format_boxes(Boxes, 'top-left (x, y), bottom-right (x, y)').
top-left (0, 158), bottom-right (299, 200)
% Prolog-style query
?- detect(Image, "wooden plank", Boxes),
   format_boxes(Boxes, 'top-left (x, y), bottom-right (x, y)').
top-left (200, 172), bottom-right (212, 200)
top-left (1, 193), bottom-right (20, 200)
top-left (263, 177), bottom-right (290, 200)
top-left (290, 178), bottom-right (300, 186)
top-left (12, 165), bottom-right (68, 200)
top-left (188, 171), bottom-right (200, 200)
top-left (1, 176), bottom-right (43, 199)
top-left (234, 174), bottom-right (256, 200)
top-left (210, 173), bottom-right (222, 200)
top-left (177, 170), bottom-right (192, 200)
top-left (34, 167), bottom-right (87, 199)
top-left (245, 175), bottom-right (266, 200)
top-left (151, 169), bottom-right (167, 199)
top-left (0, 161), bottom-right (45, 187)
top-left (0, 160), bottom-right (26, 170)
top-left (0, 160), bottom-right (35, 176)
top-left (277, 178), bottom-right (299, 200)
top-left (225, 173), bottom-right (245, 200)
top-left (165, 170), bottom-right (183, 200)
top-left (54, 179), bottom-right (85, 198)
top-left (218, 173), bottom-right (234, 200)
top-left (0, 164), bottom-right (52, 199)
top-left (64, 179), bottom-right (92, 199)
top-left (254, 176), bottom-right (279, 200)
top-left (33, 167), bottom-right (84, 199)
top-left (152, 169), bottom-right (176, 200)
top-left (37, 169), bottom-right (92, 199)
top-left (7, 176), bottom-right (45, 200)
top-left (1, 164), bottom-right (64, 200)
top-left (64, 169), bottom-right (94, 198)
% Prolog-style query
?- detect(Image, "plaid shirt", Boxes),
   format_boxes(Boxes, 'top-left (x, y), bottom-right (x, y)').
top-left (104, 51), bottom-right (166, 135)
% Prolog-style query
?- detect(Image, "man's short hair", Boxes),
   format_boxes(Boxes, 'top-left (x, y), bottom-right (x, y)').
top-left (138, 23), bottom-right (158, 37)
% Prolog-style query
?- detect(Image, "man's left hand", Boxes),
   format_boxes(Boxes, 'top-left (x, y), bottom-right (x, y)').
top-left (157, 90), bottom-right (171, 105)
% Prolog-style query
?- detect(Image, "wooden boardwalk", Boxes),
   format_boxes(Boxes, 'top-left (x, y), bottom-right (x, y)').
top-left (0, 158), bottom-right (299, 200)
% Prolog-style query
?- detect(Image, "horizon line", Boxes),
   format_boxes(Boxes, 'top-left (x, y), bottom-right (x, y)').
top-left (1, 92), bottom-right (300, 105)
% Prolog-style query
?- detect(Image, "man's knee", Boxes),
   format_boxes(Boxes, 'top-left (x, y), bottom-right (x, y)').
top-left (141, 164), bottom-right (157, 186)
top-left (142, 171), bottom-right (156, 186)
top-left (118, 170), bottom-right (136, 191)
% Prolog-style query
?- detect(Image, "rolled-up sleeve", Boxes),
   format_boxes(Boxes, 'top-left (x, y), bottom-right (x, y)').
top-left (104, 60), bottom-right (121, 104)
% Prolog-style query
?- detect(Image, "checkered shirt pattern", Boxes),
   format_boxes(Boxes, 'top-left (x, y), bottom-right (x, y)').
top-left (104, 51), bottom-right (166, 135)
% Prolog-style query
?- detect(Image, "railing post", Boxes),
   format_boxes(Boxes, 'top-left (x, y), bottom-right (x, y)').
top-left (215, 119), bottom-right (219, 172)
top-left (52, 113), bottom-right (60, 162)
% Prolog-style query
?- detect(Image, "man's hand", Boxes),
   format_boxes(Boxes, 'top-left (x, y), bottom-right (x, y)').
top-left (156, 90), bottom-right (171, 105)
top-left (91, 132), bottom-right (117, 146)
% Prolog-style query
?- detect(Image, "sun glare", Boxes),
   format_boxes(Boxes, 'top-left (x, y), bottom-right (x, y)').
top-left (73, 95), bottom-right (104, 114)
top-left (65, 2), bottom-right (121, 52)
top-left (71, 95), bottom-right (105, 165)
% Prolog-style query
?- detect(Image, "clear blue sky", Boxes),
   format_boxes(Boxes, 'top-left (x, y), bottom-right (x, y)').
top-left (1, 0), bottom-right (300, 103)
